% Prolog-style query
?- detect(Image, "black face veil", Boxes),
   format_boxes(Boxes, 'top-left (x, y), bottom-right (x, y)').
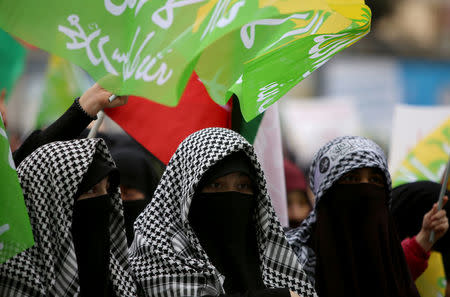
top-left (128, 128), bottom-right (316, 297)
top-left (189, 152), bottom-right (264, 293)
top-left (286, 135), bottom-right (419, 297)
top-left (0, 139), bottom-right (137, 297)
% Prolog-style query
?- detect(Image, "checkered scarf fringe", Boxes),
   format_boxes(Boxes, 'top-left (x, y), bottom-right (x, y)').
top-left (286, 136), bottom-right (392, 283)
top-left (0, 139), bottom-right (137, 296)
top-left (129, 128), bottom-right (317, 297)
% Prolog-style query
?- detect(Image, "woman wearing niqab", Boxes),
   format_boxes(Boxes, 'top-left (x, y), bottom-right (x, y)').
top-left (0, 138), bottom-right (137, 297)
top-left (129, 128), bottom-right (317, 297)
top-left (286, 136), bottom-right (420, 297)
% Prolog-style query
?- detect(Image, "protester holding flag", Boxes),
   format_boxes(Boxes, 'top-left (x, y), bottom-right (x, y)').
top-left (12, 83), bottom-right (127, 166)
top-left (391, 181), bottom-right (450, 281)
top-left (286, 136), bottom-right (420, 297)
top-left (129, 128), bottom-right (317, 297)
top-left (0, 138), bottom-right (137, 296)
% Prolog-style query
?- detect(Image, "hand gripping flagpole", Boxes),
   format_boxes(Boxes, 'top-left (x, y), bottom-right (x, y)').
top-left (87, 95), bottom-right (117, 139)
top-left (430, 157), bottom-right (450, 243)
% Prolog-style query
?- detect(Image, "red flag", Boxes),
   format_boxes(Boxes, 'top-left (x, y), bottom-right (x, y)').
top-left (105, 73), bottom-right (232, 164)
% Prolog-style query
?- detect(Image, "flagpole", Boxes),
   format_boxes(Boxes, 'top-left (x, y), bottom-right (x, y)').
top-left (87, 94), bottom-right (117, 139)
top-left (430, 157), bottom-right (450, 243)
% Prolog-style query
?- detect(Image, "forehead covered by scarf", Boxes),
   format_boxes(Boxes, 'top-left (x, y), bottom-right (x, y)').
top-left (309, 135), bottom-right (391, 204)
top-left (77, 152), bottom-right (119, 197)
top-left (197, 151), bottom-right (256, 192)
top-left (286, 136), bottom-right (391, 282)
top-left (129, 128), bottom-right (317, 297)
top-left (0, 138), bottom-right (137, 297)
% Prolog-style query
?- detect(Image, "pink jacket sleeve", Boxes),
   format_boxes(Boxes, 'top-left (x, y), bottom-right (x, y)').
top-left (401, 236), bottom-right (431, 281)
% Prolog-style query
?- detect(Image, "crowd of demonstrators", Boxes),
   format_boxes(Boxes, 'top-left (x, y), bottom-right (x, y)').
top-left (1, 82), bottom-right (449, 297)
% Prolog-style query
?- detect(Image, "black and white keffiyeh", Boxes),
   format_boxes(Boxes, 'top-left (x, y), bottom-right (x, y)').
top-left (129, 128), bottom-right (317, 297)
top-left (286, 136), bottom-right (391, 282)
top-left (0, 139), bottom-right (137, 296)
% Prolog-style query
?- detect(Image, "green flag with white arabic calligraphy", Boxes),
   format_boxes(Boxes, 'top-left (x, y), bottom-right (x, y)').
top-left (0, 0), bottom-right (370, 121)
top-left (0, 116), bottom-right (34, 264)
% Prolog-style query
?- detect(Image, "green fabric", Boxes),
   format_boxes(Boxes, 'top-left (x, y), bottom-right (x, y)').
top-left (232, 95), bottom-right (263, 144)
top-left (0, 0), bottom-right (370, 121)
top-left (0, 29), bottom-right (26, 102)
top-left (36, 55), bottom-right (89, 128)
top-left (0, 116), bottom-right (34, 264)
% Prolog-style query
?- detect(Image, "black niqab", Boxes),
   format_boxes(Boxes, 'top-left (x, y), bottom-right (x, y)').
top-left (313, 183), bottom-right (419, 297)
top-left (189, 192), bottom-right (264, 293)
top-left (188, 151), bottom-right (264, 294)
top-left (72, 152), bottom-right (118, 297)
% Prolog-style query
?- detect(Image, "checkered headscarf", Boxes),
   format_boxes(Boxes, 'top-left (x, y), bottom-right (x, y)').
top-left (286, 136), bottom-right (391, 282)
top-left (0, 139), bottom-right (137, 296)
top-left (129, 128), bottom-right (317, 297)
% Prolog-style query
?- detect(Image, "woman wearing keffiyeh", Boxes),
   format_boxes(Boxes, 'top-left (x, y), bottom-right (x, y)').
top-left (0, 138), bottom-right (137, 297)
top-left (129, 127), bottom-right (317, 297)
top-left (286, 136), bottom-right (420, 297)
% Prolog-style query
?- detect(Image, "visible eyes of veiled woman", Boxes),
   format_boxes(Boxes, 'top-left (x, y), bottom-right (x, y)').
top-left (203, 181), bottom-right (253, 191)
top-left (338, 168), bottom-right (385, 188)
top-left (201, 173), bottom-right (254, 194)
top-left (205, 182), bottom-right (222, 190)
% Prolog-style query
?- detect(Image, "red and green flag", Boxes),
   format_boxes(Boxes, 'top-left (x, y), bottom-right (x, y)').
top-left (107, 80), bottom-right (288, 224)
top-left (106, 72), bottom-right (232, 165)
top-left (0, 115), bottom-right (34, 264)
top-left (0, 0), bottom-right (370, 121)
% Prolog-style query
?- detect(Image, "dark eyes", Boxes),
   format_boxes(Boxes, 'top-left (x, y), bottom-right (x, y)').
top-left (204, 182), bottom-right (252, 189)
top-left (341, 175), bottom-right (358, 182)
top-left (236, 183), bottom-right (252, 190)
top-left (369, 176), bottom-right (384, 185)
top-left (339, 173), bottom-right (384, 187)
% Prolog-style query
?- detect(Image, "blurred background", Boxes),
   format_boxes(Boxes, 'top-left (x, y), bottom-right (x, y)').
top-left (4, 0), bottom-right (450, 174)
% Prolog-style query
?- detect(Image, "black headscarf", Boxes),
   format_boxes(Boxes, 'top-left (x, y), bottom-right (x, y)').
top-left (391, 181), bottom-right (450, 275)
top-left (111, 146), bottom-right (161, 245)
top-left (72, 152), bottom-right (119, 297)
top-left (391, 181), bottom-right (450, 253)
top-left (76, 152), bottom-right (119, 197)
top-left (189, 152), bottom-right (264, 294)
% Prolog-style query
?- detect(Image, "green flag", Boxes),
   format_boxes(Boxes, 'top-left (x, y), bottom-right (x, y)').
top-left (0, 116), bottom-right (34, 264)
top-left (36, 55), bottom-right (90, 128)
top-left (0, 0), bottom-right (370, 121)
top-left (0, 29), bottom-right (26, 102)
